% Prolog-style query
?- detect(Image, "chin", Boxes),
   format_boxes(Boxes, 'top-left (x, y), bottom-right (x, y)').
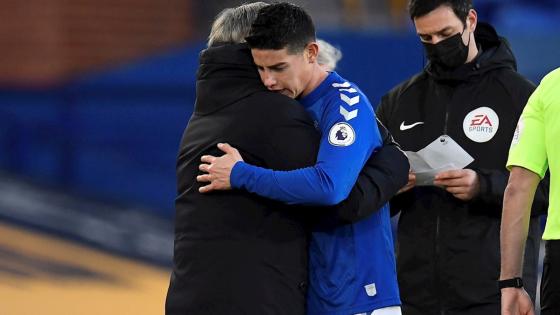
top-left (280, 90), bottom-right (295, 98)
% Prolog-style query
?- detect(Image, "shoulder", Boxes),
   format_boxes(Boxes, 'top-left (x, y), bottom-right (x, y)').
top-left (324, 81), bottom-right (376, 125)
top-left (492, 68), bottom-right (536, 92)
top-left (324, 77), bottom-right (374, 111)
top-left (382, 72), bottom-right (427, 104)
top-left (247, 91), bottom-right (312, 121)
top-left (485, 69), bottom-right (536, 111)
top-left (534, 67), bottom-right (560, 108)
top-left (377, 71), bottom-right (426, 121)
top-left (539, 67), bottom-right (560, 90)
top-left (392, 71), bottom-right (427, 94)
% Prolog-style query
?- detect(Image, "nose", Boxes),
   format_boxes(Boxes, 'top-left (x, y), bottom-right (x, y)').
top-left (261, 71), bottom-right (277, 90)
top-left (431, 35), bottom-right (445, 45)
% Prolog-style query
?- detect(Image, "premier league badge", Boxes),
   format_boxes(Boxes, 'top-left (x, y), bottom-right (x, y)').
top-left (328, 122), bottom-right (355, 146)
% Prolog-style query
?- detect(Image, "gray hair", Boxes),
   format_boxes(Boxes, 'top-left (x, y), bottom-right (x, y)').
top-left (207, 2), bottom-right (269, 47)
top-left (317, 39), bottom-right (343, 71)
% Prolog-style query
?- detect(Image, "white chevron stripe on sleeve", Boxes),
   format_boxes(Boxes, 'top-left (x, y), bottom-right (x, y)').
top-left (340, 106), bottom-right (358, 121)
top-left (338, 88), bottom-right (357, 93)
top-left (340, 93), bottom-right (360, 106)
top-left (332, 82), bottom-right (351, 88)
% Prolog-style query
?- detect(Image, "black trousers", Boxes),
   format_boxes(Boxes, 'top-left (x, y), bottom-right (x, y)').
top-left (541, 240), bottom-right (560, 315)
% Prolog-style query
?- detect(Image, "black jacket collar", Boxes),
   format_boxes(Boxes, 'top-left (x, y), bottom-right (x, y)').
top-left (195, 43), bottom-right (266, 115)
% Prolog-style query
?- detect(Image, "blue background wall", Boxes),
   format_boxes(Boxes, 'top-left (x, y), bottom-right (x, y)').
top-left (1, 30), bottom-right (558, 218)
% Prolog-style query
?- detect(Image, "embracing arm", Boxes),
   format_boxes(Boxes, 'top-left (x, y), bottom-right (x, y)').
top-left (231, 117), bottom-right (380, 205)
top-left (230, 99), bottom-right (381, 206)
top-left (199, 90), bottom-right (384, 206)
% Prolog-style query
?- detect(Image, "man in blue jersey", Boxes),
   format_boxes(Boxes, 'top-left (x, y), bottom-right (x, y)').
top-left (197, 3), bottom-right (402, 315)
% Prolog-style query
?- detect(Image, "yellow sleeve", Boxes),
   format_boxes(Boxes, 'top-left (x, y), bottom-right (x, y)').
top-left (507, 88), bottom-right (548, 179)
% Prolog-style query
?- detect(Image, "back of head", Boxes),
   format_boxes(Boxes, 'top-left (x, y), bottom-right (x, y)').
top-left (245, 2), bottom-right (316, 54)
top-left (317, 39), bottom-right (343, 71)
top-left (408, 0), bottom-right (472, 24)
top-left (207, 2), bottom-right (268, 47)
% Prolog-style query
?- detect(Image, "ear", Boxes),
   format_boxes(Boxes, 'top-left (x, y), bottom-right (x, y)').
top-left (467, 9), bottom-right (477, 32)
top-left (305, 42), bottom-right (319, 63)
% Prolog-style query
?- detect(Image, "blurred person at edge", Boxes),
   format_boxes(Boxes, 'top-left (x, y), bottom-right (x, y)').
top-left (500, 68), bottom-right (560, 315)
top-left (166, 2), bottom-right (409, 315)
top-left (317, 39), bottom-right (343, 71)
top-left (375, 0), bottom-right (550, 314)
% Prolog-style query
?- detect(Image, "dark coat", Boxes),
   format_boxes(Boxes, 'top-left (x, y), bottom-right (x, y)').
top-left (166, 43), bottom-right (408, 315)
top-left (377, 23), bottom-right (549, 315)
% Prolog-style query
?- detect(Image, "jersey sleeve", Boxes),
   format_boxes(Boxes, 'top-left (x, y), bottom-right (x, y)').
top-left (507, 88), bottom-right (548, 179)
top-left (231, 91), bottom-right (382, 206)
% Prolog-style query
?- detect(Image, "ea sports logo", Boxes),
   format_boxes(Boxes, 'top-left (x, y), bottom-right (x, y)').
top-left (463, 107), bottom-right (499, 143)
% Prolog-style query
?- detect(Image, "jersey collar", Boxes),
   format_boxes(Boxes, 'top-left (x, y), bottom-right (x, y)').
top-left (299, 71), bottom-right (342, 109)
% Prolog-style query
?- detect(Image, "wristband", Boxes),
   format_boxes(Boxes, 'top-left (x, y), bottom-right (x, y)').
top-left (498, 277), bottom-right (523, 289)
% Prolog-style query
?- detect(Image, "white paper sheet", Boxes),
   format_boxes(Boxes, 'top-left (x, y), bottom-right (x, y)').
top-left (405, 135), bottom-right (474, 186)
top-left (414, 163), bottom-right (456, 186)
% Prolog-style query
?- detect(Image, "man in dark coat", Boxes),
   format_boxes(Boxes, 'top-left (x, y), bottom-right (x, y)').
top-left (165, 3), bottom-right (408, 314)
top-left (376, 1), bottom-right (549, 314)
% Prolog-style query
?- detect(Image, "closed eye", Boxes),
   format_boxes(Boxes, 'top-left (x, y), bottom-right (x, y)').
top-left (419, 34), bottom-right (432, 42)
top-left (418, 26), bottom-right (456, 43)
top-left (269, 65), bottom-right (287, 72)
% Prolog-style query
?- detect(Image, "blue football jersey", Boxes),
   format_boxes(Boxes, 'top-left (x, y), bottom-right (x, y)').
top-left (231, 72), bottom-right (400, 314)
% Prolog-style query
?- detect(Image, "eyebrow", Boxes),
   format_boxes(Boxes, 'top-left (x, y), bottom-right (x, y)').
top-left (269, 63), bottom-right (288, 70)
top-left (417, 26), bottom-right (454, 37)
top-left (258, 62), bottom-right (287, 69)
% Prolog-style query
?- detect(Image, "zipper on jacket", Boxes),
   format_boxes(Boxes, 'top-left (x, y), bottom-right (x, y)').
top-left (443, 110), bottom-right (450, 136)
top-left (437, 87), bottom-right (453, 315)
top-left (435, 210), bottom-right (444, 315)
top-left (442, 86), bottom-right (451, 136)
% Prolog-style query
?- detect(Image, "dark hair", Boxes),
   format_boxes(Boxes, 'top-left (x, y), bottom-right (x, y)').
top-left (245, 2), bottom-right (316, 54)
top-left (408, 0), bottom-right (472, 25)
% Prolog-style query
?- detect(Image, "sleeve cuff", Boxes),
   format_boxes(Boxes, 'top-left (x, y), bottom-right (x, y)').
top-left (230, 161), bottom-right (247, 189)
top-left (470, 168), bottom-right (492, 205)
top-left (506, 162), bottom-right (546, 180)
top-left (477, 169), bottom-right (490, 197)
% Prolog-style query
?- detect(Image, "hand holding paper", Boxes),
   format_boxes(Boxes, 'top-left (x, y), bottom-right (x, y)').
top-left (434, 169), bottom-right (480, 201)
top-left (404, 135), bottom-right (474, 187)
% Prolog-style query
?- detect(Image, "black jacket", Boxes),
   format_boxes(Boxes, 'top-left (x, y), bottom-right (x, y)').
top-left (377, 23), bottom-right (549, 315)
top-left (166, 43), bottom-right (408, 315)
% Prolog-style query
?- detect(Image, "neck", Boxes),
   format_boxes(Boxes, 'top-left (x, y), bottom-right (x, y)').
top-left (300, 64), bottom-right (329, 98)
top-left (465, 35), bottom-right (479, 63)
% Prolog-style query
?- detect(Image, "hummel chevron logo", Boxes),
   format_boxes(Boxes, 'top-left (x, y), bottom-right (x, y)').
top-left (340, 106), bottom-right (358, 121)
top-left (332, 82), bottom-right (351, 88)
top-left (399, 121), bottom-right (424, 131)
top-left (339, 88), bottom-right (357, 93)
top-left (340, 94), bottom-right (360, 106)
